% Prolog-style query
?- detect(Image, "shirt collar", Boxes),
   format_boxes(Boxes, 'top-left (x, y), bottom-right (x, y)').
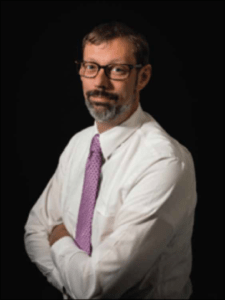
top-left (93, 102), bottom-right (146, 161)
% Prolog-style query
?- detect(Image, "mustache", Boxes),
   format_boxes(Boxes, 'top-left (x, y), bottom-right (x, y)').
top-left (87, 90), bottom-right (119, 101)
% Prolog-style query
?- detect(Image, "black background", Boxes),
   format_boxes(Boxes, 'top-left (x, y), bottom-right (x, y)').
top-left (1, 1), bottom-right (223, 299)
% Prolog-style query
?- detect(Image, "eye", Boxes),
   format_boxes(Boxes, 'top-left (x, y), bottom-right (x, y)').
top-left (113, 67), bottom-right (122, 72)
top-left (112, 66), bottom-right (127, 73)
top-left (86, 63), bottom-right (96, 70)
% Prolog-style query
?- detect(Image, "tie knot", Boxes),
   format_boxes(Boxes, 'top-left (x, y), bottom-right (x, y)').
top-left (90, 134), bottom-right (102, 154)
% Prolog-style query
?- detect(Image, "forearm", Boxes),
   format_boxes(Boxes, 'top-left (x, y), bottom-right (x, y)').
top-left (23, 144), bottom-right (72, 293)
top-left (50, 215), bottom-right (174, 299)
top-left (24, 229), bottom-right (64, 293)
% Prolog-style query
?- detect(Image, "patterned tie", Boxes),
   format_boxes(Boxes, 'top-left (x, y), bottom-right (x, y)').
top-left (74, 134), bottom-right (103, 256)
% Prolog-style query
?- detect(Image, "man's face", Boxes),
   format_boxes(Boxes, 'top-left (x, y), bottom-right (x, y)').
top-left (80, 38), bottom-right (140, 123)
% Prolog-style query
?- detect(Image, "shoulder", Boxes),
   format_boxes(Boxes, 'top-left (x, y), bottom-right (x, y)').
top-left (133, 113), bottom-right (196, 186)
top-left (128, 114), bottom-right (197, 218)
top-left (139, 114), bottom-right (194, 165)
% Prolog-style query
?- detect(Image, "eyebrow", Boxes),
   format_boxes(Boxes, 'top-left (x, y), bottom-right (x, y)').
top-left (85, 58), bottom-right (128, 64)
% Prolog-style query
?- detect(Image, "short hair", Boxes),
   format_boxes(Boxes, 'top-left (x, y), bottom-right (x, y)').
top-left (82, 21), bottom-right (150, 67)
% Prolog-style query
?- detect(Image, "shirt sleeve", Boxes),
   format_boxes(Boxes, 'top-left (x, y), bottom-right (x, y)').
top-left (51, 156), bottom-right (193, 299)
top-left (24, 139), bottom-right (74, 293)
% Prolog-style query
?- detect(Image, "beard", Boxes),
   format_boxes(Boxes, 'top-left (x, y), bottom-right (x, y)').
top-left (84, 97), bottom-right (135, 123)
top-left (84, 79), bottom-right (138, 123)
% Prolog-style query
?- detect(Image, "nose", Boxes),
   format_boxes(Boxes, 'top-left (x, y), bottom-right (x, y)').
top-left (94, 67), bottom-right (110, 88)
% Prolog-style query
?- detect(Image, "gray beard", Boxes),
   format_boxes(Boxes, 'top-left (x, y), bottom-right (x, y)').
top-left (85, 80), bottom-right (138, 123)
top-left (84, 98), bottom-right (135, 123)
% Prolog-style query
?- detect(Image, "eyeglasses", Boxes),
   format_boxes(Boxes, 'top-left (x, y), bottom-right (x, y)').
top-left (74, 60), bottom-right (143, 81)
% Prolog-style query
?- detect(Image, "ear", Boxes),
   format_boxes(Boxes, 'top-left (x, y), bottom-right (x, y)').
top-left (137, 64), bottom-right (152, 92)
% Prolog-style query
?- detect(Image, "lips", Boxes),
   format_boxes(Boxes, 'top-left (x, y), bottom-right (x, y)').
top-left (91, 97), bottom-right (110, 102)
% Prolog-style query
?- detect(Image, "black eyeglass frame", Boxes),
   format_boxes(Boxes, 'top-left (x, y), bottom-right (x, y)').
top-left (74, 60), bottom-right (143, 81)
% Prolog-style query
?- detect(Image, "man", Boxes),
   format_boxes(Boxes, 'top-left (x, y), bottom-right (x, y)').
top-left (24, 21), bottom-right (197, 299)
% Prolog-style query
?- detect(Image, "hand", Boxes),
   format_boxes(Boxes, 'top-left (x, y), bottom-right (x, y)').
top-left (49, 223), bottom-right (71, 247)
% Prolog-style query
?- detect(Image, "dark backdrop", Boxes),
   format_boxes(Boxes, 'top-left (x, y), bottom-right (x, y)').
top-left (1, 1), bottom-right (223, 299)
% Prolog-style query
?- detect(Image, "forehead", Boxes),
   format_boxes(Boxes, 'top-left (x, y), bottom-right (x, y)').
top-left (83, 38), bottom-right (136, 64)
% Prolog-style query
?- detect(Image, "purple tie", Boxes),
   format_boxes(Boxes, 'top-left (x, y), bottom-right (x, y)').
top-left (74, 134), bottom-right (103, 256)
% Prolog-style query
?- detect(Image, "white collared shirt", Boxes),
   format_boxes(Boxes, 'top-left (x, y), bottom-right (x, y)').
top-left (24, 102), bottom-right (197, 299)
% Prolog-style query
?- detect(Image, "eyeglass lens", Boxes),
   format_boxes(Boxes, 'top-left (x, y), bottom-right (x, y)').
top-left (78, 62), bottom-right (130, 79)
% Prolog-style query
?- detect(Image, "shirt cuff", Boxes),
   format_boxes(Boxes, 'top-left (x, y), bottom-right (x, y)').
top-left (50, 236), bottom-right (84, 268)
top-left (50, 236), bottom-right (85, 298)
top-left (47, 266), bottom-right (64, 293)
